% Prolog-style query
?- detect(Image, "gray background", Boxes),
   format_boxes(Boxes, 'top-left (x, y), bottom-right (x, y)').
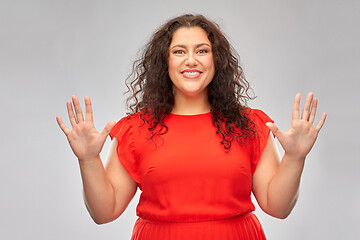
top-left (1, 0), bottom-right (359, 239)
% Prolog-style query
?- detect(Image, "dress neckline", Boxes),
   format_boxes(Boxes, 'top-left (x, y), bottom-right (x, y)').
top-left (168, 112), bottom-right (211, 117)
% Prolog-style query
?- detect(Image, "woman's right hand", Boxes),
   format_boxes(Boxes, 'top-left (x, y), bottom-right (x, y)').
top-left (56, 95), bottom-right (116, 162)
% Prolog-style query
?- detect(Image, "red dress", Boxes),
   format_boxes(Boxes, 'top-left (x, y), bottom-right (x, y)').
top-left (109, 109), bottom-right (273, 240)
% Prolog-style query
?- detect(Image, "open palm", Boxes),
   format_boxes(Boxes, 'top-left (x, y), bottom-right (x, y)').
top-left (266, 93), bottom-right (327, 159)
top-left (56, 96), bottom-right (115, 161)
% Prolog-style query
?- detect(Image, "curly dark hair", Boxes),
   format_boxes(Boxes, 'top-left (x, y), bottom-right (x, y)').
top-left (126, 14), bottom-right (256, 150)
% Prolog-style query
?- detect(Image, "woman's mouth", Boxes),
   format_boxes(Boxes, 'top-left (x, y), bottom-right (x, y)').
top-left (181, 70), bottom-right (202, 78)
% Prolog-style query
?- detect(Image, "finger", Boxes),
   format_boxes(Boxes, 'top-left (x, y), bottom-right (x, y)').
top-left (56, 115), bottom-right (70, 136)
top-left (301, 92), bottom-right (314, 120)
top-left (265, 122), bottom-right (283, 140)
top-left (100, 120), bottom-right (117, 139)
top-left (84, 96), bottom-right (93, 122)
top-left (72, 95), bottom-right (84, 123)
top-left (292, 93), bottom-right (301, 120)
top-left (67, 100), bottom-right (77, 127)
top-left (308, 98), bottom-right (318, 124)
top-left (315, 112), bottom-right (327, 132)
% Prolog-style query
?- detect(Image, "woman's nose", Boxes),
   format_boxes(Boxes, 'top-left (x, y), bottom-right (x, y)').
top-left (185, 54), bottom-right (197, 66)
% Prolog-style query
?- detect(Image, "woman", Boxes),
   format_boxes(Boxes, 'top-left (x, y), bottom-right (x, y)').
top-left (56, 14), bottom-right (326, 239)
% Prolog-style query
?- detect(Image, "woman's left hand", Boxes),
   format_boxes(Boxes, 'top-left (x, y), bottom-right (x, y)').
top-left (266, 92), bottom-right (327, 159)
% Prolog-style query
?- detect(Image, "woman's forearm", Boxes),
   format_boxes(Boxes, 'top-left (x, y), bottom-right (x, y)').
top-left (266, 153), bottom-right (305, 219)
top-left (78, 156), bottom-right (116, 224)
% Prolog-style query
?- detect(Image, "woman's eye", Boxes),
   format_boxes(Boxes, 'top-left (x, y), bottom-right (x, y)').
top-left (174, 50), bottom-right (184, 54)
top-left (198, 49), bottom-right (208, 54)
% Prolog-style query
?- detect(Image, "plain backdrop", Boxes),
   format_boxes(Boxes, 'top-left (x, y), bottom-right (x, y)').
top-left (1, 0), bottom-right (359, 239)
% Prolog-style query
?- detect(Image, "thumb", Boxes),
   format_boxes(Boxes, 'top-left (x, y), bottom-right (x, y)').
top-left (101, 120), bottom-right (117, 138)
top-left (265, 122), bottom-right (283, 139)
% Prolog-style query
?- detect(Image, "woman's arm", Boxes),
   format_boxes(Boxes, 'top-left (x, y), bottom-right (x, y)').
top-left (80, 139), bottom-right (137, 224)
top-left (252, 92), bottom-right (327, 219)
top-left (56, 96), bottom-right (137, 224)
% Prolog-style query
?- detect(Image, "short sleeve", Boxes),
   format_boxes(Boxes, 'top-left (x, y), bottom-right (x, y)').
top-left (249, 109), bottom-right (274, 175)
top-left (109, 116), bottom-right (140, 183)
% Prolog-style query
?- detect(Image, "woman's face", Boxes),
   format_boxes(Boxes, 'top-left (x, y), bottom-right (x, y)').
top-left (168, 26), bottom-right (215, 100)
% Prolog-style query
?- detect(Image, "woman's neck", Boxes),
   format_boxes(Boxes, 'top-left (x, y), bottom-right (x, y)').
top-left (171, 92), bottom-right (211, 115)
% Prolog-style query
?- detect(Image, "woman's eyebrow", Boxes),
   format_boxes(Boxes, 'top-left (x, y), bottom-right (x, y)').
top-left (170, 43), bottom-right (211, 49)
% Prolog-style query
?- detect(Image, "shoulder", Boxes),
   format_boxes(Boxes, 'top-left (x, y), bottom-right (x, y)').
top-left (244, 108), bottom-right (274, 141)
top-left (119, 111), bottom-right (149, 125)
top-left (109, 111), bottom-right (146, 140)
top-left (245, 108), bottom-right (273, 124)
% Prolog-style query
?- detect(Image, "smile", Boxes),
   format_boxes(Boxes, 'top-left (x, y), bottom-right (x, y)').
top-left (181, 70), bottom-right (202, 79)
top-left (182, 71), bottom-right (201, 75)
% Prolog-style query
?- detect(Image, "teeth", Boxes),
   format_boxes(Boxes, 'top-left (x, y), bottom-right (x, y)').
top-left (183, 72), bottom-right (201, 75)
